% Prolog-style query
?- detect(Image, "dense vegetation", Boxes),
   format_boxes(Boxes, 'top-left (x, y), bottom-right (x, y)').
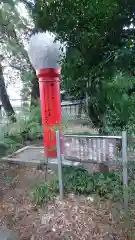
top-left (30, 0), bottom-right (135, 134)
top-left (0, 104), bottom-right (42, 156)
top-left (31, 165), bottom-right (135, 206)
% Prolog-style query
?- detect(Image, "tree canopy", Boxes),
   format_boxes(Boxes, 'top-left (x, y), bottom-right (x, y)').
top-left (24, 0), bottom-right (135, 133)
top-left (1, 0), bottom-right (135, 133)
top-left (0, 0), bottom-right (39, 114)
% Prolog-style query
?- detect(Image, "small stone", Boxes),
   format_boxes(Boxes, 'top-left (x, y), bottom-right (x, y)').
top-left (68, 193), bottom-right (75, 199)
top-left (87, 196), bottom-right (94, 202)
top-left (0, 229), bottom-right (19, 240)
top-left (41, 213), bottom-right (54, 225)
top-left (30, 235), bottom-right (35, 240)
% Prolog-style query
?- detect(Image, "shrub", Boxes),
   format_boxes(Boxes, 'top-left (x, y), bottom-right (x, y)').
top-left (62, 166), bottom-right (94, 194)
top-left (31, 183), bottom-right (51, 205)
top-left (0, 104), bottom-right (43, 157)
top-left (31, 166), bottom-right (124, 205)
top-left (61, 166), bottom-right (123, 199)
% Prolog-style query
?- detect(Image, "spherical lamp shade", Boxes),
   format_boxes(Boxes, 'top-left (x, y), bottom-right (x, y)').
top-left (28, 32), bottom-right (63, 71)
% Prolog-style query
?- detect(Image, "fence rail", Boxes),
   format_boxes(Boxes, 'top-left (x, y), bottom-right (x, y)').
top-left (61, 101), bottom-right (86, 120)
top-left (0, 101), bottom-right (86, 121)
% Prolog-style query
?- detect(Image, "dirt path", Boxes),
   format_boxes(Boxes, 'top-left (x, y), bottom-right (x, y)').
top-left (0, 164), bottom-right (127, 239)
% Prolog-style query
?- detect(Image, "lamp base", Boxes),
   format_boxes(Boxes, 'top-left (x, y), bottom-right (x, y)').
top-left (46, 151), bottom-right (57, 158)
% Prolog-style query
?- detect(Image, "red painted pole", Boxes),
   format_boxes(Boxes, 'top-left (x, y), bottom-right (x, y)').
top-left (37, 68), bottom-right (63, 158)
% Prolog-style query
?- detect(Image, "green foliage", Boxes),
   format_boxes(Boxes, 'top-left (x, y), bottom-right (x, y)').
top-left (31, 176), bottom-right (61, 205)
top-left (6, 112), bottom-right (42, 142)
top-left (32, 165), bottom-right (135, 207)
top-left (32, 0), bottom-right (135, 133)
top-left (1, 0), bottom-right (135, 138)
top-left (31, 166), bottom-right (124, 205)
top-left (0, 142), bottom-right (8, 157)
top-left (61, 166), bottom-right (123, 199)
top-left (62, 167), bottom-right (93, 195)
top-left (28, 102), bottom-right (42, 124)
top-left (102, 73), bottom-right (135, 134)
top-left (0, 0), bottom-right (38, 110)
top-left (0, 104), bottom-right (42, 157)
top-left (31, 183), bottom-right (50, 205)
top-left (7, 176), bottom-right (13, 185)
top-left (92, 171), bottom-right (123, 200)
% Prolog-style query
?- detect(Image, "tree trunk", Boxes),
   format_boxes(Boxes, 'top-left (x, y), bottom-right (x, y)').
top-left (88, 100), bottom-right (109, 173)
top-left (88, 102), bottom-right (104, 130)
top-left (0, 63), bottom-right (16, 122)
top-left (30, 69), bottom-right (39, 106)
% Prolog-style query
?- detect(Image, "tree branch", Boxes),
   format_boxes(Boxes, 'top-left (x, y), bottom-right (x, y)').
top-left (8, 63), bottom-right (22, 71)
top-left (7, 27), bottom-right (31, 64)
top-left (20, 0), bottom-right (35, 9)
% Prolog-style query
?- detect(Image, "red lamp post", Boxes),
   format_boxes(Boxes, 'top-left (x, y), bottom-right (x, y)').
top-left (28, 32), bottom-right (64, 158)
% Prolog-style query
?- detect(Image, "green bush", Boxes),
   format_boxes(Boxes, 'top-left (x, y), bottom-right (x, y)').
top-left (0, 104), bottom-right (43, 157)
top-left (31, 166), bottom-right (135, 206)
top-left (61, 166), bottom-right (123, 199)
top-left (31, 166), bottom-right (124, 205)
top-left (62, 167), bottom-right (93, 194)
top-left (31, 183), bottom-right (50, 205)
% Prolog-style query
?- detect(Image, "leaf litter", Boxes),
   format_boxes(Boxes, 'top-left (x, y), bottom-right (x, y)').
top-left (0, 164), bottom-right (131, 239)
